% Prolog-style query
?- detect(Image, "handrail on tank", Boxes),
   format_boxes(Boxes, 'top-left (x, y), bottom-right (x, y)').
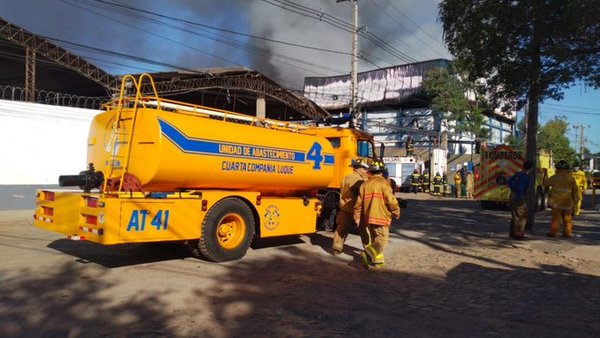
top-left (116, 74), bottom-right (161, 192)
top-left (101, 74), bottom-right (140, 193)
top-left (102, 73), bottom-right (160, 193)
top-left (102, 73), bottom-right (318, 193)
top-left (105, 74), bottom-right (312, 134)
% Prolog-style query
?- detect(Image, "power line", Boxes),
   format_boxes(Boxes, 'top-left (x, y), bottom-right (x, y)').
top-left (365, 0), bottom-right (447, 59)
top-left (91, 0), bottom-right (353, 58)
top-left (261, 0), bottom-right (417, 63)
top-left (541, 107), bottom-right (600, 116)
top-left (542, 102), bottom-right (600, 112)
top-left (62, 0), bottom-right (349, 79)
top-left (376, 0), bottom-right (448, 55)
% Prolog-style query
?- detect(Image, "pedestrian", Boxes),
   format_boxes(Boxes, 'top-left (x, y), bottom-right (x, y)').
top-left (466, 171), bottom-right (474, 199)
top-left (353, 159), bottom-right (400, 269)
top-left (571, 162), bottom-right (587, 216)
top-left (507, 160), bottom-right (533, 239)
top-left (547, 160), bottom-right (580, 238)
top-left (332, 158), bottom-right (369, 255)
top-left (453, 170), bottom-right (462, 198)
top-left (410, 169), bottom-right (420, 194)
top-left (432, 171), bottom-right (443, 196)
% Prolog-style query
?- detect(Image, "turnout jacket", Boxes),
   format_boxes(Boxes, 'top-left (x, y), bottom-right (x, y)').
top-left (354, 175), bottom-right (400, 226)
top-left (572, 170), bottom-right (587, 192)
top-left (548, 170), bottom-right (580, 210)
top-left (338, 170), bottom-right (368, 213)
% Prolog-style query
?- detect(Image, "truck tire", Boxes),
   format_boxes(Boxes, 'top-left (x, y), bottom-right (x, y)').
top-left (197, 197), bottom-right (255, 262)
top-left (317, 190), bottom-right (340, 231)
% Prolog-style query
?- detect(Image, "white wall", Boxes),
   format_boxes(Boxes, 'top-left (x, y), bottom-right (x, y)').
top-left (0, 100), bottom-right (99, 184)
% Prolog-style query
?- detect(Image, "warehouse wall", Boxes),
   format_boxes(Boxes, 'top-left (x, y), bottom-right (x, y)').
top-left (0, 100), bottom-right (99, 210)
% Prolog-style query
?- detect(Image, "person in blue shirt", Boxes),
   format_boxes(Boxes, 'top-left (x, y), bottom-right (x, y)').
top-left (507, 160), bottom-right (533, 239)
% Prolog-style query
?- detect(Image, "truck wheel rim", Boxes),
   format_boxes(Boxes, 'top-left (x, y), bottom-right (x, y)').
top-left (217, 214), bottom-right (245, 249)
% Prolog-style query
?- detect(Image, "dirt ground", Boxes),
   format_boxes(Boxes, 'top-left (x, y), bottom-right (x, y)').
top-left (1, 193), bottom-right (600, 337)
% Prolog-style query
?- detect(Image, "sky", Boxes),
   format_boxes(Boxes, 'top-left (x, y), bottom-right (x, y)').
top-left (1, 0), bottom-right (598, 153)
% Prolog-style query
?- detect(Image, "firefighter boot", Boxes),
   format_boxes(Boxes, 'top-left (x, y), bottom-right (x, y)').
top-left (359, 251), bottom-right (371, 269)
top-left (365, 245), bottom-right (385, 268)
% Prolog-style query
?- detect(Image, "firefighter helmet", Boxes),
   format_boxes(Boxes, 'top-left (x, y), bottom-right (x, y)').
top-left (555, 160), bottom-right (570, 170)
top-left (368, 159), bottom-right (386, 173)
top-left (350, 158), bottom-right (369, 169)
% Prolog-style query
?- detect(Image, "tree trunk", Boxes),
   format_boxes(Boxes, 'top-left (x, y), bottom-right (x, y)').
top-left (525, 1), bottom-right (543, 231)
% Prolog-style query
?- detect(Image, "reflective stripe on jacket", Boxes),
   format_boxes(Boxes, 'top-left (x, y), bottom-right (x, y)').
top-left (410, 173), bottom-right (421, 185)
top-left (354, 175), bottom-right (400, 226)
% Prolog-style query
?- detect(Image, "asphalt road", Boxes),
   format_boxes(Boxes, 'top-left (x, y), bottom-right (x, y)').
top-left (1, 193), bottom-right (599, 337)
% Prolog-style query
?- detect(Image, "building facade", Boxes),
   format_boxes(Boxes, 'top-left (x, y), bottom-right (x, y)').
top-left (303, 59), bottom-right (516, 155)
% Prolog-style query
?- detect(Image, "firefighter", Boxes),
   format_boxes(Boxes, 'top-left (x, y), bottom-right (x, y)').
top-left (421, 169), bottom-right (430, 193)
top-left (507, 160), bottom-right (533, 239)
top-left (432, 172), bottom-right (443, 196)
top-left (547, 160), bottom-right (580, 238)
top-left (332, 158), bottom-right (369, 255)
top-left (571, 162), bottom-right (587, 216)
top-left (442, 172), bottom-right (448, 196)
top-left (410, 169), bottom-right (420, 194)
top-left (453, 170), bottom-right (462, 198)
top-left (405, 135), bottom-right (414, 156)
top-left (353, 160), bottom-right (400, 269)
top-left (466, 171), bottom-right (474, 199)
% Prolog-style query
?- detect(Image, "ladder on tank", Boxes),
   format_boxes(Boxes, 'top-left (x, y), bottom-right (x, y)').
top-left (102, 73), bottom-right (316, 192)
top-left (102, 74), bottom-right (161, 192)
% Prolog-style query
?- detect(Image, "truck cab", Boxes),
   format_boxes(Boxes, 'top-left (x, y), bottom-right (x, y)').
top-left (307, 126), bottom-right (377, 190)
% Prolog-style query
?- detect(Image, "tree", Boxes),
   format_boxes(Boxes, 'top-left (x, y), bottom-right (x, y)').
top-left (422, 65), bottom-right (489, 139)
top-left (537, 117), bottom-right (577, 163)
top-left (504, 118), bottom-right (526, 148)
top-left (439, 0), bottom-right (600, 228)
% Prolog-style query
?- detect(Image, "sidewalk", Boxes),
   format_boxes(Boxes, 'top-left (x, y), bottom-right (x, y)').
top-left (513, 208), bottom-right (600, 263)
top-left (397, 190), bottom-right (600, 264)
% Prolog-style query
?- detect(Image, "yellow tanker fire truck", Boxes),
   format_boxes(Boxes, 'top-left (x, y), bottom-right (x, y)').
top-left (474, 144), bottom-right (554, 210)
top-left (33, 74), bottom-right (377, 262)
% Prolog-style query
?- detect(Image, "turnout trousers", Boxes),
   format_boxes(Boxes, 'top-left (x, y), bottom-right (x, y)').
top-left (549, 208), bottom-right (573, 237)
top-left (510, 198), bottom-right (527, 237)
top-left (332, 210), bottom-right (355, 252)
top-left (359, 223), bottom-right (389, 264)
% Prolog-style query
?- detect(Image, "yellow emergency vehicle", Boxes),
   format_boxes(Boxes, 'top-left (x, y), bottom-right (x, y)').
top-left (474, 144), bottom-right (554, 210)
top-left (33, 74), bottom-right (376, 262)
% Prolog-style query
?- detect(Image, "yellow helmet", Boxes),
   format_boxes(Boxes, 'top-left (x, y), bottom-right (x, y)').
top-left (368, 159), bottom-right (386, 173)
top-left (350, 158), bottom-right (369, 169)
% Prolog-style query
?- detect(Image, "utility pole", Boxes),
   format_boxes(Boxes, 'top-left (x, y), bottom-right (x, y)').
top-left (337, 0), bottom-right (359, 128)
top-left (573, 124), bottom-right (589, 162)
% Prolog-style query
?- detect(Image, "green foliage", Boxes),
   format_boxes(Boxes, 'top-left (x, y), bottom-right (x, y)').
top-left (422, 65), bottom-right (488, 138)
top-left (504, 134), bottom-right (523, 148)
top-left (504, 117), bottom-right (527, 148)
top-left (439, 0), bottom-right (600, 110)
top-left (537, 117), bottom-right (577, 163)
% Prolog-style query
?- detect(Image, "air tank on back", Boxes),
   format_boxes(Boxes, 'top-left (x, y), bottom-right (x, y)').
top-left (86, 101), bottom-right (335, 194)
